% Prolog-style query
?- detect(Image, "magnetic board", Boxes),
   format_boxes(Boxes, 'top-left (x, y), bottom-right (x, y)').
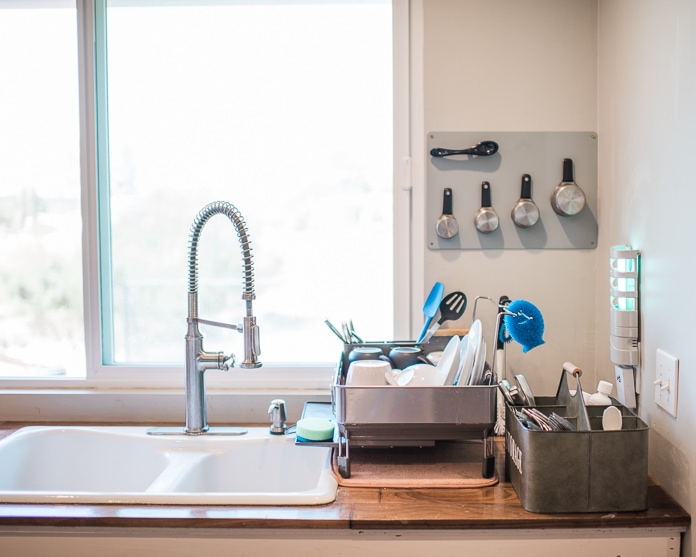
top-left (427, 131), bottom-right (598, 250)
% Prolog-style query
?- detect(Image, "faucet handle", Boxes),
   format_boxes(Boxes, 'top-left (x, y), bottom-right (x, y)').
top-left (197, 350), bottom-right (234, 372)
top-left (190, 317), bottom-right (243, 333)
top-left (222, 353), bottom-right (235, 370)
top-left (268, 399), bottom-right (287, 435)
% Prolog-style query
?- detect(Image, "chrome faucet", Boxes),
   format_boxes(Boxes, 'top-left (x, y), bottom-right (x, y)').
top-left (184, 201), bottom-right (262, 435)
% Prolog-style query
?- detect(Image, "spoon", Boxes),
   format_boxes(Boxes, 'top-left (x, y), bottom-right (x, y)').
top-left (429, 140), bottom-right (499, 158)
top-left (420, 291), bottom-right (468, 344)
top-left (417, 282), bottom-right (445, 343)
top-left (602, 406), bottom-right (623, 431)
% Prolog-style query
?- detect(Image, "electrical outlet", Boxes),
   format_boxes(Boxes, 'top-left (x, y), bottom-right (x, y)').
top-left (655, 349), bottom-right (679, 417)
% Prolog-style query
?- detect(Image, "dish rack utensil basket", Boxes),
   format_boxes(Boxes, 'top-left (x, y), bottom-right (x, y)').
top-left (505, 363), bottom-right (649, 513)
top-left (332, 338), bottom-right (497, 479)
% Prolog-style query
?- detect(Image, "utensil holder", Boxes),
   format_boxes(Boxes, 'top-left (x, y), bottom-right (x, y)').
top-left (505, 364), bottom-right (648, 513)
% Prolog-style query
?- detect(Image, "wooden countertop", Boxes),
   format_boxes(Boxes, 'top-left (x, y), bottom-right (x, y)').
top-left (0, 422), bottom-right (689, 532)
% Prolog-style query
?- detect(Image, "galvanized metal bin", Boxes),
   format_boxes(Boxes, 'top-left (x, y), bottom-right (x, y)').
top-left (332, 339), bottom-right (497, 478)
top-left (505, 366), bottom-right (649, 513)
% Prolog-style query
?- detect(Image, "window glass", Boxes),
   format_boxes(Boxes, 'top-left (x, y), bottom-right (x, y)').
top-left (0, 1), bottom-right (84, 378)
top-left (104, 0), bottom-right (394, 364)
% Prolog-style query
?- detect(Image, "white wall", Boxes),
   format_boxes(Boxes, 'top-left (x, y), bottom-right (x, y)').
top-left (421, 0), bottom-right (599, 396)
top-left (422, 0), bottom-right (696, 554)
top-left (596, 1), bottom-right (696, 555)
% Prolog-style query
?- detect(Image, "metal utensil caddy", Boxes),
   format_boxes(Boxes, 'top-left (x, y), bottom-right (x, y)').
top-left (505, 365), bottom-right (649, 513)
top-left (332, 337), bottom-right (497, 479)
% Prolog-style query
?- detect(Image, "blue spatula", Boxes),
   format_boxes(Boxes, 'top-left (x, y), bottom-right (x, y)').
top-left (416, 282), bottom-right (445, 342)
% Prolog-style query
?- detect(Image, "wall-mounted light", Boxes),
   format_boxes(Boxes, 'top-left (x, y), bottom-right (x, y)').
top-left (609, 245), bottom-right (640, 407)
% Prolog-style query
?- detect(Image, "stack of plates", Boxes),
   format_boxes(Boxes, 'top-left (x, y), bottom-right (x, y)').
top-left (452, 319), bottom-right (486, 386)
top-left (441, 335), bottom-right (461, 386)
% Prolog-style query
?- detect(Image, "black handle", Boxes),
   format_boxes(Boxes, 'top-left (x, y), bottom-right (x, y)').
top-left (431, 148), bottom-right (463, 157)
top-left (562, 158), bottom-right (574, 182)
top-left (481, 181), bottom-right (492, 207)
top-left (496, 295), bottom-right (511, 350)
top-left (482, 454), bottom-right (495, 479)
top-left (430, 141), bottom-right (499, 158)
top-left (520, 174), bottom-right (532, 199)
top-left (442, 188), bottom-right (454, 215)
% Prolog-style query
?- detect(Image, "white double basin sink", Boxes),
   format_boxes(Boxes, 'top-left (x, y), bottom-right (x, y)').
top-left (0, 426), bottom-right (337, 505)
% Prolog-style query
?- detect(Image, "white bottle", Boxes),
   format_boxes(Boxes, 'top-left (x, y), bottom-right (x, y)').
top-left (586, 380), bottom-right (613, 405)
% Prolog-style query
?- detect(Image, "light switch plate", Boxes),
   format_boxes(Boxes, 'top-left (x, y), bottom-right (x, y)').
top-left (655, 349), bottom-right (678, 417)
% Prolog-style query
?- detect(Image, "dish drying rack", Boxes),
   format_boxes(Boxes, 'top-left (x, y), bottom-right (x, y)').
top-left (331, 336), bottom-right (497, 479)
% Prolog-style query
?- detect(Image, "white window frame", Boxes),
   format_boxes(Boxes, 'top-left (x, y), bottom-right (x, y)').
top-left (0, 0), bottom-right (417, 417)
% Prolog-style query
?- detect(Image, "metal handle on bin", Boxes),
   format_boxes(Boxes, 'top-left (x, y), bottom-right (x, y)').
top-left (563, 362), bottom-right (582, 377)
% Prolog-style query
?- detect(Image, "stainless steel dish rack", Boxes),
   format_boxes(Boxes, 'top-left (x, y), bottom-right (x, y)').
top-left (332, 338), bottom-right (497, 479)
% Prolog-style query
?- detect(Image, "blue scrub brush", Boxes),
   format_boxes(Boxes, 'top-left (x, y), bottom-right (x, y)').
top-left (503, 299), bottom-right (545, 353)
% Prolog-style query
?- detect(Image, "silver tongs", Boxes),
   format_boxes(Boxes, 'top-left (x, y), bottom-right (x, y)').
top-left (324, 319), bottom-right (363, 344)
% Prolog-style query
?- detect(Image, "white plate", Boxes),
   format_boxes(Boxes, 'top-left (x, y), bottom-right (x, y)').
top-left (460, 320), bottom-right (481, 385)
top-left (440, 335), bottom-right (461, 386)
top-left (470, 337), bottom-right (487, 386)
top-left (452, 334), bottom-right (469, 385)
top-left (403, 363), bottom-right (443, 387)
top-left (385, 367), bottom-right (415, 387)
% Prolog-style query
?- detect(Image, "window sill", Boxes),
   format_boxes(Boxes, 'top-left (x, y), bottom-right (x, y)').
top-left (0, 365), bottom-right (335, 424)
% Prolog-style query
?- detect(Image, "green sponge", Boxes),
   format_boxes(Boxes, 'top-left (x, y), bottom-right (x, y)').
top-left (296, 417), bottom-right (336, 442)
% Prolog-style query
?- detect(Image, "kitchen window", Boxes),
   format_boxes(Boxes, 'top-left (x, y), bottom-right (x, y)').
top-left (0, 0), bottom-right (84, 379)
top-left (0, 0), bottom-right (412, 389)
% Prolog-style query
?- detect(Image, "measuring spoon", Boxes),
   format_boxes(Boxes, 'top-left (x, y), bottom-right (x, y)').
top-left (430, 140), bottom-right (499, 158)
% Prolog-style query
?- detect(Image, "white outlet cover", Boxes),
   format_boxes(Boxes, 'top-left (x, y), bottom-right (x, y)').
top-left (655, 349), bottom-right (679, 417)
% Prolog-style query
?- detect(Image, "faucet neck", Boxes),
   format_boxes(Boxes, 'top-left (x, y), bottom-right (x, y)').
top-left (185, 320), bottom-right (208, 434)
top-left (187, 201), bottom-right (256, 312)
top-left (186, 201), bottom-right (261, 368)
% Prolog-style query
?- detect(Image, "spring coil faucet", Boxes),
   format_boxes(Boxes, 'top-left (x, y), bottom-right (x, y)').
top-left (185, 201), bottom-right (262, 434)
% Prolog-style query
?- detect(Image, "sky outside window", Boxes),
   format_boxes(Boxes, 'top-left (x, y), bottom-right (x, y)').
top-left (105, 1), bottom-right (394, 364)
